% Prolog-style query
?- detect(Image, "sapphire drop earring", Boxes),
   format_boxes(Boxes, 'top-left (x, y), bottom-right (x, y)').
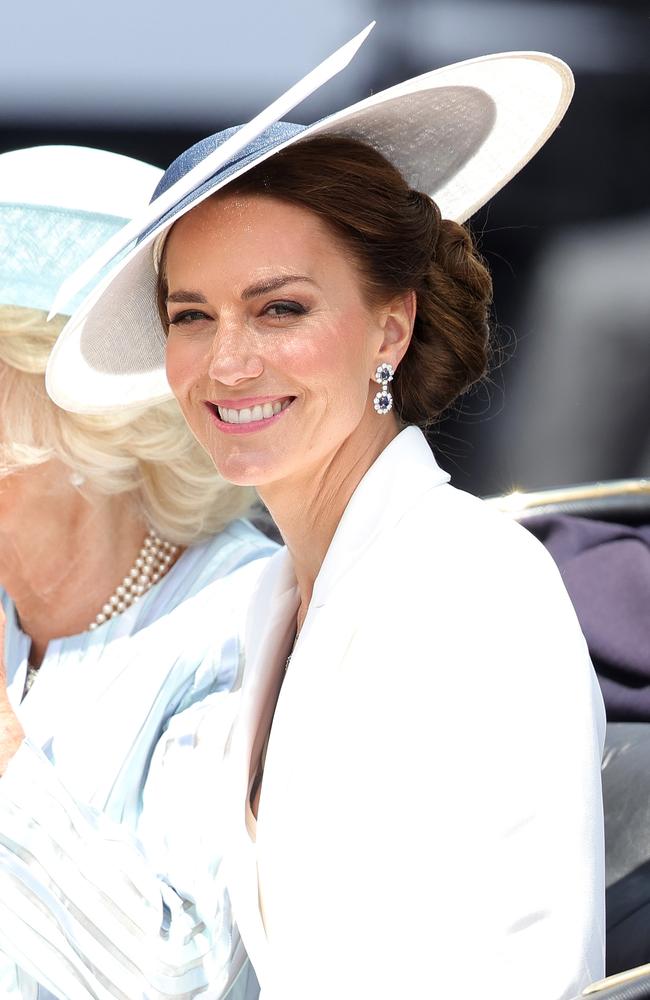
top-left (373, 362), bottom-right (394, 415)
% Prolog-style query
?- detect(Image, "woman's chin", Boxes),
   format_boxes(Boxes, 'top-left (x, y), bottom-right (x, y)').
top-left (209, 450), bottom-right (286, 489)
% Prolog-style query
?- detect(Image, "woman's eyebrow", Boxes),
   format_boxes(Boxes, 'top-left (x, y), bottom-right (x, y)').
top-left (166, 275), bottom-right (314, 306)
top-left (241, 275), bottom-right (313, 300)
top-left (166, 290), bottom-right (208, 304)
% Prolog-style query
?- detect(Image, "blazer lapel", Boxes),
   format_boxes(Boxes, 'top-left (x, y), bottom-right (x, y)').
top-left (312, 426), bottom-right (450, 607)
top-left (225, 547), bottom-right (299, 985)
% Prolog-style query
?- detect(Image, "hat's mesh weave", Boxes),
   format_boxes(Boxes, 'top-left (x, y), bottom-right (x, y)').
top-left (79, 245), bottom-right (166, 376)
top-left (324, 87), bottom-right (496, 197)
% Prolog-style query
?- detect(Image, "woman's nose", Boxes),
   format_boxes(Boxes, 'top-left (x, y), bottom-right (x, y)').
top-left (206, 321), bottom-right (264, 385)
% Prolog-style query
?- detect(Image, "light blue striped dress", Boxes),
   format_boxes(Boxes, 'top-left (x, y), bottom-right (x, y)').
top-left (0, 518), bottom-right (276, 999)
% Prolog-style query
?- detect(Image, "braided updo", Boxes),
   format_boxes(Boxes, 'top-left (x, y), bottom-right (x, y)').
top-left (192, 135), bottom-right (493, 426)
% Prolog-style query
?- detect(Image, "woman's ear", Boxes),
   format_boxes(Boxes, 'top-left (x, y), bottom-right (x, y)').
top-left (376, 289), bottom-right (416, 371)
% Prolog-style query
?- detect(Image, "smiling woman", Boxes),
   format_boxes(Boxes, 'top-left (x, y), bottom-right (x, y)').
top-left (161, 188), bottom-right (407, 486)
top-left (157, 136), bottom-right (490, 498)
top-left (43, 46), bottom-right (604, 1000)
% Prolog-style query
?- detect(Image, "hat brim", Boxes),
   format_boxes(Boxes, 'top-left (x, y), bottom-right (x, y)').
top-left (47, 50), bottom-right (573, 414)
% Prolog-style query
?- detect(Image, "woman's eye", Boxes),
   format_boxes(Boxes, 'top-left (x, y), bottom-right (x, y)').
top-left (264, 300), bottom-right (306, 319)
top-left (169, 309), bottom-right (210, 326)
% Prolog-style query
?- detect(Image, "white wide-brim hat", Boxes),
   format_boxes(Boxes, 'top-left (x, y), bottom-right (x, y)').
top-left (46, 25), bottom-right (574, 415)
top-left (0, 146), bottom-right (162, 315)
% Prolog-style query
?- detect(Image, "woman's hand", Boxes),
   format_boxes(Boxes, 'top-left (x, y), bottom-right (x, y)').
top-left (0, 604), bottom-right (24, 775)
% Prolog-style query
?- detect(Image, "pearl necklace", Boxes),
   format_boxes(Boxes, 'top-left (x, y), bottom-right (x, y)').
top-left (89, 528), bottom-right (178, 630)
top-left (23, 530), bottom-right (179, 698)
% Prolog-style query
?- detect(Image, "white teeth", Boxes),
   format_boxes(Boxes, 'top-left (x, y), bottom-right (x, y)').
top-left (216, 400), bottom-right (292, 425)
top-left (217, 406), bottom-right (240, 424)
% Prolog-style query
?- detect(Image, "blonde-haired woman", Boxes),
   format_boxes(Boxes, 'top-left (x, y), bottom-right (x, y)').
top-left (0, 145), bottom-right (275, 999)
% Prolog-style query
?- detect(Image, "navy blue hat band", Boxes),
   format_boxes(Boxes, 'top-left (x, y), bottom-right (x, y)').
top-left (141, 122), bottom-right (307, 246)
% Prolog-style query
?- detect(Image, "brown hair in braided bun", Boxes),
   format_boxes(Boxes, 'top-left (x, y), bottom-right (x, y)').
top-left (202, 134), bottom-right (493, 426)
top-left (400, 190), bottom-right (493, 424)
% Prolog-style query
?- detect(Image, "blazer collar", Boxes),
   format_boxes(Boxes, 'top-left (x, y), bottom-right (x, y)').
top-left (224, 548), bottom-right (299, 981)
top-left (311, 426), bottom-right (450, 607)
top-left (235, 547), bottom-right (298, 775)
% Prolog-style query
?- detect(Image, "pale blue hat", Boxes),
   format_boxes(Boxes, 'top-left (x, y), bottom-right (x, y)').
top-left (0, 145), bottom-right (162, 314)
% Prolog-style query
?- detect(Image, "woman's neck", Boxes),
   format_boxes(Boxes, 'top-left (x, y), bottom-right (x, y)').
top-left (259, 418), bottom-right (399, 623)
top-left (0, 461), bottom-right (148, 665)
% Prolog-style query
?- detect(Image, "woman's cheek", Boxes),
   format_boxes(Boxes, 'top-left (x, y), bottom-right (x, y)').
top-left (165, 335), bottom-right (203, 400)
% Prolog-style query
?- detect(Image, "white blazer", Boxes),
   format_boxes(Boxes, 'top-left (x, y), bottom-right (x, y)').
top-left (225, 427), bottom-right (606, 1000)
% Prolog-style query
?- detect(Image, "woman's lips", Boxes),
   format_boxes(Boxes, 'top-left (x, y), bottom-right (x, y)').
top-left (204, 396), bottom-right (295, 433)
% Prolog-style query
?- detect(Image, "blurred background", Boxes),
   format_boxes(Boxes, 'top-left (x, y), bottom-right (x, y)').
top-left (2, 0), bottom-right (649, 497)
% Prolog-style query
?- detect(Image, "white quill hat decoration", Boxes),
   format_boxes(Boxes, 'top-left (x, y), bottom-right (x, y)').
top-left (47, 22), bottom-right (375, 320)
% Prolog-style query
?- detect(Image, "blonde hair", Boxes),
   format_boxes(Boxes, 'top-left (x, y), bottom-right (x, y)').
top-left (0, 305), bottom-right (254, 544)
